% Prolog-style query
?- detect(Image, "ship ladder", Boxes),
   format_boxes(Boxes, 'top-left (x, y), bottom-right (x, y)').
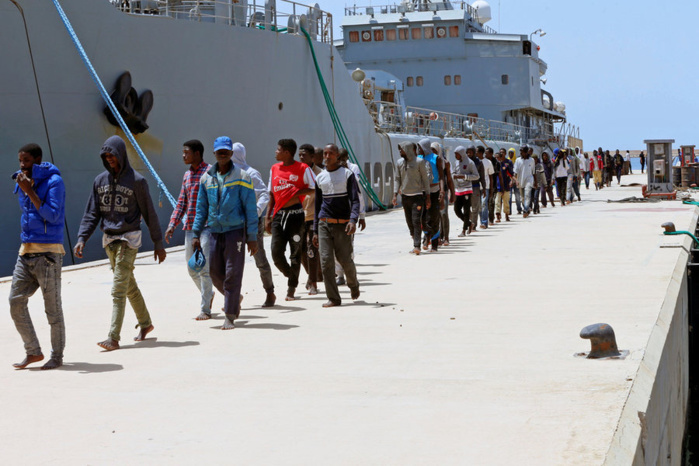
top-left (299, 26), bottom-right (387, 210)
top-left (49, 0), bottom-right (176, 208)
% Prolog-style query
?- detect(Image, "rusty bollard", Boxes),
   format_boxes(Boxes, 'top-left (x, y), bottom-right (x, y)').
top-left (579, 323), bottom-right (620, 359)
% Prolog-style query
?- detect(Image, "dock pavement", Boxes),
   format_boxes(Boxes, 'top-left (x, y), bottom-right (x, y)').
top-left (0, 173), bottom-right (695, 465)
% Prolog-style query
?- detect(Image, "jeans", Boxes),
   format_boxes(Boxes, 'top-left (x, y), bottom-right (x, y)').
top-left (270, 206), bottom-right (305, 291)
top-left (454, 193), bottom-right (471, 231)
top-left (440, 202), bottom-right (450, 241)
top-left (555, 177), bottom-right (567, 200)
top-left (422, 191), bottom-right (440, 250)
top-left (480, 190), bottom-right (490, 226)
top-left (495, 190), bottom-right (510, 216)
top-left (542, 185), bottom-right (555, 207)
top-left (254, 217), bottom-right (275, 293)
top-left (469, 186), bottom-right (481, 227)
top-left (532, 187), bottom-right (540, 212)
top-left (488, 190), bottom-right (496, 223)
top-left (616, 166), bottom-right (622, 183)
top-left (210, 228), bottom-right (246, 319)
top-left (9, 252), bottom-right (65, 358)
top-left (301, 219), bottom-right (322, 285)
top-left (519, 184), bottom-right (532, 213)
top-left (402, 194), bottom-right (424, 248)
top-left (510, 185), bottom-right (522, 213)
top-left (583, 171), bottom-right (590, 188)
top-left (319, 221), bottom-right (358, 305)
top-left (185, 229), bottom-right (213, 315)
top-left (105, 241), bottom-right (152, 341)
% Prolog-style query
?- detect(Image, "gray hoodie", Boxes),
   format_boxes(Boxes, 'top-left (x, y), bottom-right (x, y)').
top-left (451, 146), bottom-right (480, 193)
top-left (77, 135), bottom-right (164, 249)
top-left (394, 141), bottom-right (430, 197)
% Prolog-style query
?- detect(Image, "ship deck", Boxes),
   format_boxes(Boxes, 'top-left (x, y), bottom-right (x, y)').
top-left (0, 172), bottom-right (695, 464)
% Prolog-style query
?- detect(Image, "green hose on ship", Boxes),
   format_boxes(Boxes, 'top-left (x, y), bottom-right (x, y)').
top-left (300, 26), bottom-right (387, 210)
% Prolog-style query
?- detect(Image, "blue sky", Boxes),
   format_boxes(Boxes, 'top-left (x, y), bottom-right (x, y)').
top-left (321, 0), bottom-right (699, 150)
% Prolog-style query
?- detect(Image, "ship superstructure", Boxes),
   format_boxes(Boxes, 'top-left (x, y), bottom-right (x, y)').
top-left (337, 0), bottom-right (575, 147)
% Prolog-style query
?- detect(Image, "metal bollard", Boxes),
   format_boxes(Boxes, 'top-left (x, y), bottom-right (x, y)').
top-left (579, 323), bottom-right (620, 359)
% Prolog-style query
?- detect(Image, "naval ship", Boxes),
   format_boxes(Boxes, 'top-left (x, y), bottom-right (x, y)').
top-left (0, 0), bottom-right (579, 276)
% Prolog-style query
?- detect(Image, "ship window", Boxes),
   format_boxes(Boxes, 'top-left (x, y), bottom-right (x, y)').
top-left (361, 31), bottom-right (372, 42)
top-left (407, 76), bottom-right (414, 87)
top-left (444, 75), bottom-right (452, 85)
top-left (386, 29), bottom-right (396, 41)
top-left (374, 30), bottom-right (384, 41)
top-left (416, 76), bottom-right (424, 86)
top-left (454, 75), bottom-right (462, 85)
top-left (436, 27), bottom-right (447, 38)
top-left (501, 74), bottom-right (509, 85)
top-left (398, 27), bottom-right (409, 40)
top-left (411, 28), bottom-right (422, 40)
top-left (424, 27), bottom-right (435, 39)
top-left (349, 31), bottom-right (359, 42)
top-left (449, 25), bottom-right (459, 37)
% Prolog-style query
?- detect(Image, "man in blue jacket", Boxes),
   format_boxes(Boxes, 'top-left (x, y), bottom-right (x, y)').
top-left (9, 143), bottom-right (66, 370)
top-left (74, 135), bottom-right (166, 351)
top-left (192, 136), bottom-right (259, 330)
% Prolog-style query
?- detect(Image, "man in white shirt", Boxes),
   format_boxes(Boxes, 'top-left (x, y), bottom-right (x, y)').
top-left (477, 145), bottom-right (494, 228)
top-left (625, 150), bottom-right (632, 174)
top-left (513, 145), bottom-right (535, 218)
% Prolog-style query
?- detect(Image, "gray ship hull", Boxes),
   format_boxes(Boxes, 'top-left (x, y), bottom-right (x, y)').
top-left (1, 0), bottom-right (392, 276)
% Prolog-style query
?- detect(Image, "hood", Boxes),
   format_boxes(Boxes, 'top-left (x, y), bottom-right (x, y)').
top-left (399, 141), bottom-right (417, 162)
top-left (418, 138), bottom-right (431, 156)
top-left (100, 135), bottom-right (130, 176)
top-left (13, 162), bottom-right (61, 193)
top-left (454, 146), bottom-right (466, 159)
top-left (232, 142), bottom-right (248, 167)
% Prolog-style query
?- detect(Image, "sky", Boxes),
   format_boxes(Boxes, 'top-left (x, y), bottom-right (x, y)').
top-left (318, 0), bottom-right (699, 150)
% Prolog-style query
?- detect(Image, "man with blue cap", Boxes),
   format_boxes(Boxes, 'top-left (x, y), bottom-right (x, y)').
top-left (192, 136), bottom-right (259, 330)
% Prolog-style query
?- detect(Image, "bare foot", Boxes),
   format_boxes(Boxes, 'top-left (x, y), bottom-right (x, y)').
top-left (308, 284), bottom-right (318, 296)
top-left (12, 354), bottom-right (44, 369)
top-left (134, 324), bottom-right (154, 342)
top-left (322, 301), bottom-right (340, 308)
top-left (41, 357), bottom-right (62, 370)
top-left (262, 293), bottom-right (276, 308)
top-left (97, 339), bottom-right (120, 351)
top-left (195, 312), bottom-right (212, 321)
top-left (409, 248), bottom-right (420, 255)
top-left (222, 317), bottom-right (236, 330)
top-left (285, 294), bottom-right (296, 301)
top-left (350, 287), bottom-right (360, 300)
top-left (285, 288), bottom-right (296, 301)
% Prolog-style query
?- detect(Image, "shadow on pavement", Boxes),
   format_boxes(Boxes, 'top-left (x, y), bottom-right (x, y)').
top-left (233, 321), bottom-right (299, 331)
top-left (55, 362), bottom-right (124, 373)
top-left (122, 339), bottom-right (200, 350)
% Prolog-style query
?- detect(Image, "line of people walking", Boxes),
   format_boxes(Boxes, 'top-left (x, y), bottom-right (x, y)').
top-left (393, 139), bottom-right (594, 253)
top-left (9, 135), bottom-right (365, 369)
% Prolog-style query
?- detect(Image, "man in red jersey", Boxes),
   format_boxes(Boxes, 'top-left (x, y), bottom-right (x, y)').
top-left (265, 139), bottom-right (316, 301)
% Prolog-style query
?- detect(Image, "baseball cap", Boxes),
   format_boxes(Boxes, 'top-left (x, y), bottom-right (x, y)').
top-left (188, 248), bottom-right (207, 273)
top-left (213, 136), bottom-right (233, 152)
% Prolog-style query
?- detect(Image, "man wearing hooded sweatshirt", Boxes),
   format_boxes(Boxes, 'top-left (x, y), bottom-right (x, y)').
top-left (165, 139), bottom-right (214, 320)
top-left (10, 143), bottom-right (66, 370)
top-left (231, 142), bottom-right (275, 307)
top-left (417, 138), bottom-right (445, 251)
top-left (452, 144), bottom-right (480, 236)
top-left (192, 136), bottom-right (259, 330)
top-left (75, 135), bottom-right (166, 351)
top-left (392, 142), bottom-right (430, 255)
top-left (513, 146), bottom-right (535, 217)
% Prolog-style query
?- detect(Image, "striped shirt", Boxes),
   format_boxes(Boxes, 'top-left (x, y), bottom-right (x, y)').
top-left (168, 162), bottom-right (211, 231)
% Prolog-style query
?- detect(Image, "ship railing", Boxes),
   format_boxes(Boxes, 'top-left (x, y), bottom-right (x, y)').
top-left (343, 1), bottom-right (497, 35)
top-left (365, 100), bottom-right (405, 132)
top-left (110, 0), bottom-right (333, 43)
top-left (402, 106), bottom-right (536, 143)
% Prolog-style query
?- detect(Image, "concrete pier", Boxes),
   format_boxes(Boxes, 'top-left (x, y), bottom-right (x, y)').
top-left (0, 173), bottom-right (695, 464)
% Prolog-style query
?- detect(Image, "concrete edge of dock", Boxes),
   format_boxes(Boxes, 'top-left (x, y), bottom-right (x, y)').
top-left (604, 207), bottom-right (697, 464)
